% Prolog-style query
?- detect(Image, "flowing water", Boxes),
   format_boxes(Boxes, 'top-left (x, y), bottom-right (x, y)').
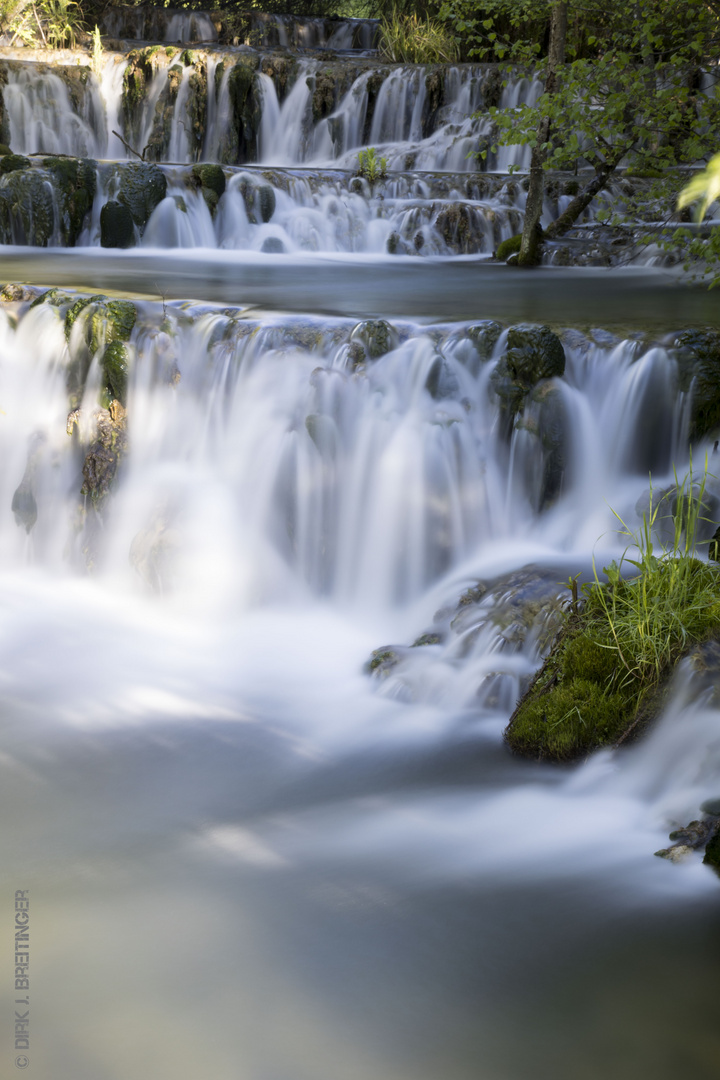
top-left (0, 14), bottom-right (718, 1080)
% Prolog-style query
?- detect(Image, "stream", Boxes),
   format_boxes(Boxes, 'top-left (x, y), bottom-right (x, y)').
top-left (0, 11), bottom-right (718, 1080)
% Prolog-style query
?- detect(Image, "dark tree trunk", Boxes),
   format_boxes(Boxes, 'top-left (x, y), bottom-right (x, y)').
top-left (544, 149), bottom-right (627, 239)
top-left (517, 1), bottom-right (567, 267)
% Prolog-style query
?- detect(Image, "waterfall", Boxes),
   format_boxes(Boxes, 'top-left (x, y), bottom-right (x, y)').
top-left (4, 64), bottom-right (107, 156)
top-left (0, 19), bottom-right (717, 1080)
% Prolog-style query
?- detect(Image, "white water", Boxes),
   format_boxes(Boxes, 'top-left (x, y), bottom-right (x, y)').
top-left (4, 64), bottom-right (106, 156)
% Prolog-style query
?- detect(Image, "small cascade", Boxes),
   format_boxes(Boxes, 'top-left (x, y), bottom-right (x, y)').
top-left (4, 63), bottom-right (106, 157)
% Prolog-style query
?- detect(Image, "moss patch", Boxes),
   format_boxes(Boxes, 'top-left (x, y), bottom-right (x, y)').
top-left (505, 559), bottom-right (720, 761)
top-left (496, 234), bottom-right (522, 261)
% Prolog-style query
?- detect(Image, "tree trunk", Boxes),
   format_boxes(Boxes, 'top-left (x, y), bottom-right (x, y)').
top-left (544, 149), bottom-right (627, 239)
top-left (517, 1), bottom-right (567, 267)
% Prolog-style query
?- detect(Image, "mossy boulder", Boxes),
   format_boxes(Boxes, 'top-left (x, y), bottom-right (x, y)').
top-left (65, 296), bottom-right (136, 406)
top-left (192, 162), bottom-right (226, 216)
top-left (491, 323), bottom-right (565, 436)
top-left (41, 157), bottom-right (96, 246)
top-left (116, 162), bottom-right (167, 231)
top-left (226, 60), bottom-right (262, 163)
top-left (674, 330), bottom-right (720, 442)
top-left (100, 200), bottom-right (135, 248)
top-left (349, 319), bottom-right (397, 361)
top-left (496, 234), bottom-right (522, 261)
top-left (465, 321), bottom-right (503, 365)
top-left (0, 154), bottom-right (30, 176)
top-left (505, 560), bottom-right (720, 761)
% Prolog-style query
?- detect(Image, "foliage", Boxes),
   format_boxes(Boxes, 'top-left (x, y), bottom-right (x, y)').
top-left (439, 0), bottom-right (720, 242)
top-left (356, 147), bottom-right (387, 182)
top-left (506, 459), bottom-right (720, 760)
top-left (379, 8), bottom-right (459, 63)
top-left (2, 0), bottom-right (85, 48)
top-left (590, 460), bottom-right (718, 687)
top-left (91, 23), bottom-right (102, 76)
top-left (678, 155), bottom-right (720, 221)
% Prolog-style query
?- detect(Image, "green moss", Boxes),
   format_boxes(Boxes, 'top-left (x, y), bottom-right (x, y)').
top-left (192, 163), bottom-right (226, 198)
top-left (0, 154), bottom-right (30, 176)
top-left (180, 50), bottom-right (194, 66)
top-left (102, 340), bottom-right (129, 403)
top-left (496, 234), bottom-right (522, 261)
top-left (412, 633), bottom-right (442, 646)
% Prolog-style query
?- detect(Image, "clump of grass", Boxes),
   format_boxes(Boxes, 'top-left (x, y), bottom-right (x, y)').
top-left (379, 9), bottom-right (460, 64)
top-left (356, 146), bottom-right (387, 183)
top-left (505, 457), bottom-right (720, 760)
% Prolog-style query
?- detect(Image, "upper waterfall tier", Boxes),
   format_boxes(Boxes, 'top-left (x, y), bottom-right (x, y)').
top-left (0, 52), bottom-right (537, 172)
top-left (99, 7), bottom-right (379, 52)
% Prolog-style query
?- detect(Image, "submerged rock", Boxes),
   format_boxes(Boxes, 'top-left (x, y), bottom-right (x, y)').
top-left (11, 432), bottom-right (46, 533)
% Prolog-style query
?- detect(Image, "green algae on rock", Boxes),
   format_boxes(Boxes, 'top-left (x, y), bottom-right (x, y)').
top-left (504, 557), bottom-right (720, 762)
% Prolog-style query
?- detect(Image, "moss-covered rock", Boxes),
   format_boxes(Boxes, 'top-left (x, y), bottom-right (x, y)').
top-left (0, 153), bottom-right (30, 176)
top-left (349, 319), bottom-right (397, 361)
top-left (504, 561), bottom-right (720, 761)
top-left (65, 295), bottom-right (136, 406)
top-left (191, 162), bottom-right (226, 216)
top-left (116, 162), bottom-right (167, 229)
top-left (496, 234), bottom-right (522, 261)
top-left (100, 200), bottom-right (135, 248)
top-left (41, 157), bottom-right (96, 246)
top-left (226, 59), bottom-right (262, 164)
top-left (491, 323), bottom-right (566, 436)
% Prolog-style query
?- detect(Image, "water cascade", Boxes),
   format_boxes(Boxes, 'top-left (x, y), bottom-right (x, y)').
top-left (0, 12), bottom-right (717, 1080)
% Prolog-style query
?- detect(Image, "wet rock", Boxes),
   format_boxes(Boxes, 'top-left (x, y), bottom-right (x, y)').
top-left (482, 67), bottom-right (503, 109)
top-left (227, 59), bottom-right (262, 164)
top-left (11, 432), bottom-right (46, 533)
top-left (491, 324), bottom-right (566, 436)
top-left (704, 827), bottom-right (720, 873)
top-left (0, 153), bottom-right (30, 176)
top-left (258, 184), bottom-right (276, 223)
top-left (365, 647), bottom-right (402, 677)
top-left (41, 157), bottom-right (96, 246)
top-left (466, 321), bottom-right (503, 363)
top-left (412, 633), bottom-right (442, 647)
top-left (0, 168), bottom-right (54, 246)
top-left (350, 319), bottom-right (397, 361)
top-left (100, 200), bottom-right (135, 248)
top-left (260, 236), bottom-right (285, 253)
top-left (422, 67), bottom-right (445, 138)
top-left (425, 354), bottom-right (460, 400)
top-left (517, 382), bottom-right (568, 511)
top-left (655, 844), bottom-right (694, 863)
top-left (81, 400), bottom-right (128, 510)
top-left (65, 296), bottom-right (136, 407)
top-left (116, 162), bottom-right (167, 232)
top-left (309, 70), bottom-right (336, 123)
top-left (192, 162), bottom-right (226, 217)
top-left (674, 330), bottom-right (720, 442)
top-left (505, 324), bottom-right (566, 385)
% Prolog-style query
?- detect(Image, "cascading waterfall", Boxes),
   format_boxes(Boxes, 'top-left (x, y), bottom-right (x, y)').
top-left (0, 14), bottom-right (717, 1080)
top-left (4, 64), bottom-right (107, 156)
